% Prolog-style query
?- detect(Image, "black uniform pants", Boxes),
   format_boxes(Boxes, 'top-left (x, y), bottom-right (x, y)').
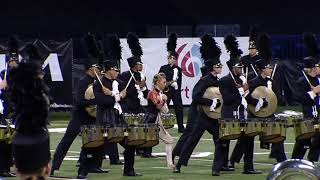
top-left (120, 143), bottom-right (136, 174)
top-left (104, 142), bottom-right (121, 163)
top-left (175, 114), bottom-right (228, 172)
top-left (165, 88), bottom-right (184, 132)
top-left (0, 141), bottom-right (13, 173)
top-left (292, 135), bottom-right (320, 162)
top-left (172, 105), bottom-right (198, 157)
top-left (230, 136), bottom-right (255, 169)
top-left (52, 110), bottom-right (99, 171)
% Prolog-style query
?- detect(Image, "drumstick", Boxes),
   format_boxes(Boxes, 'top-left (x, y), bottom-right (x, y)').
top-left (229, 72), bottom-right (239, 86)
top-left (250, 64), bottom-right (258, 77)
top-left (271, 63), bottom-right (277, 80)
top-left (124, 75), bottom-right (134, 90)
top-left (245, 67), bottom-right (248, 81)
top-left (93, 70), bottom-right (103, 87)
top-left (128, 69), bottom-right (137, 82)
top-left (302, 70), bottom-right (313, 87)
top-left (3, 63), bottom-right (8, 81)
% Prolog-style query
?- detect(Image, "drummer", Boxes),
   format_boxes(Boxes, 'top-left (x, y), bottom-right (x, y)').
top-left (246, 33), bottom-right (286, 163)
top-left (93, 57), bottom-right (142, 176)
top-left (51, 34), bottom-right (106, 178)
top-left (118, 32), bottom-right (152, 158)
top-left (292, 39), bottom-right (320, 162)
top-left (173, 34), bottom-right (226, 176)
top-left (220, 34), bottom-right (261, 174)
top-left (144, 72), bottom-right (175, 169)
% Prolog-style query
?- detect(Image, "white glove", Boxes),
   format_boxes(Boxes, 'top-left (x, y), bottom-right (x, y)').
top-left (238, 87), bottom-right (245, 96)
top-left (267, 80), bottom-right (272, 89)
top-left (173, 68), bottom-right (178, 81)
top-left (171, 82), bottom-right (178, 90)
top-left (241, 97), bottom-right (248, 109)
top-left (114, 93), bottom-right (121, 102)
top-left (239, 75), bottom-right (247, 84)
top-left (140, 72), bottom-right (146, 80)
top-left (255, 98), bottom-right (264, 112)
top-left (210, 98), bottom-right (219, 112)
top-left (140, 98), bottom-right (148, 106)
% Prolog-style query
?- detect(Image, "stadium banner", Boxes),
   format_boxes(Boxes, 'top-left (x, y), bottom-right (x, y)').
top-left (120, 37), bottom-right (249, 105)
top-left (0, 40), bottom-right (73, 109)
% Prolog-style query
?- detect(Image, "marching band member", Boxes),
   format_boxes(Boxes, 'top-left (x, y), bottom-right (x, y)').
top-left (159, 33), bottom-right (185, 133)
top-left (240, 25), bottom-right (261, 81)
top-left (119, 33), bottom-right (152, 158)
top-left (220, 34), bottom-right (261, 174)
top-left (9, 51), bottom-right (51, 180)
top-left (0, 36), bottom-right (20, 177)
top-left (145, 72), bottom-right (175, 169)
top-left (51, 34), bottom-right (106, 178)
top-left (93, 56), bottom-right (142, 176)
top-left (173, 34), bottom-right (226, 176)
top-left (246, 33), bottom-right (286, 164)
top-left (292, 32), bottom-right (320, 162)
top-left (172, 37), bottom-right (210, 163)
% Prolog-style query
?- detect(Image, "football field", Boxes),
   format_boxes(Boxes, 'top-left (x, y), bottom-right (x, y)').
top-left (7, 107), bottom-right (305, 180)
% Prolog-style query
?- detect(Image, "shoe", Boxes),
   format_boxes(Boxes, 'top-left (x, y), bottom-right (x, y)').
top-left (141, 154), bottom-right (157, 158)
top-left (229, 162), bottom-right (235, 169)
top-left (110, 160), bottom-right (124, 165)
top-left (77, 174), bottom-right (87, 179)
top-left (173, 167), bottom-right (181, 173)
top-left (221, 166), bottom-right (235, 171)
top-left (76, 161), bottom-right (80, 167)
top-left (50, 169), bottom-right (55, 176)
top-left (167, 163), bottom-right (175, 170)
top-left (0, 172), bottom-right (16, 177)
top-left (212, 171), bottom-right (220, 176)
top-left (88, 167), bottom-right (109, 173)
top-left (178, 129), bottom-right (185, 133)
top-left (242, 169), bottom-right (262, 174)
top-left (123, 171), bottom-right (142, 176)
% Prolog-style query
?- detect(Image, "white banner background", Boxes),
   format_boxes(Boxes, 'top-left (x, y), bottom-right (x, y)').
top-left (120, 37), bottom-right (250, 105)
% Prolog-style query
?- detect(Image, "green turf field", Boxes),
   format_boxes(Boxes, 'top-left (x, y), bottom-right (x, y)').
top-left (7, 107), bottom-right (310, 180)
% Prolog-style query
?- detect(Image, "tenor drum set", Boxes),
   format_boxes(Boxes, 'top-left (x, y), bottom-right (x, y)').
top-left (80, 113), bottom-right (176, 148)
top-left (219, 111), bottom-right (319, 143)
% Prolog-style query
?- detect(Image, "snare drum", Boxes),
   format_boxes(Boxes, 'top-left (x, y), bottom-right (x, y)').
top-left (81, 125), bottom-right (106, 148)
top-left (293, 119), bottom-right (316, 140)
top-left (106, 126), bottom-right (125, 143)
top-left (126, 125), bottom-right (146, 146)
top-left (260, 120), bottom-right (286, 143)
top-left (138, 124), bottom-right (159, 148)
top-left (124, 113), bottom-right (143, 126)
top-left (244, 119), bottom-right (262, 137)
top-left (219, 119), bottom-right (242, 140)
top-left (161, 113), bottom-right (175, 129)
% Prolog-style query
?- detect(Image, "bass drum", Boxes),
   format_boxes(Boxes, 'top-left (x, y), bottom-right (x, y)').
top-left (267, 159), bottom-right (320, 180)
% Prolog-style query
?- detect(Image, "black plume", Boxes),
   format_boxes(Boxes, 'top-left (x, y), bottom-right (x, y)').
top-left (8, 36), bottom-right (19, 54)
top-left (303, 32), bottom-right (319, 57)
top-left (257, 33), bottom-right (272, 62)
top-left (84, 33), bottom-right (99, 58)
top-left (200, 34), bottom-right (221, 60)
top-left (127, 32), bottom-right (143, 57)
top-left (224, 34), bottom-right (242, 58)
top-left (249, 25), bottom-right (260, 42)
top-left (109, 34), bottom-right (122, 60)
top-left (167, 33), bottom-right (177, 52)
